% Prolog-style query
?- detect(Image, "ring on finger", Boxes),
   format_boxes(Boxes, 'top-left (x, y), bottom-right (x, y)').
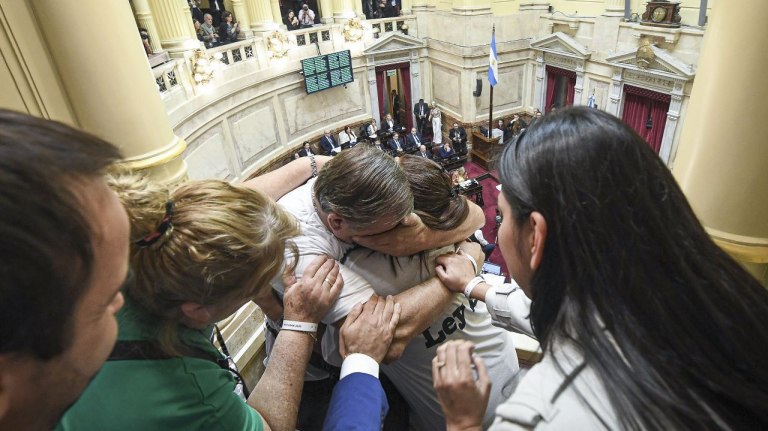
top-left (323, 277), bottom-right (334, 286)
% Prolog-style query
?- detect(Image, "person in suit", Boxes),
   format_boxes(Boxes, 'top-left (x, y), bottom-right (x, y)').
top-left (320, 130), bottom-right (341, 156)
top-left (448, 123), bottom-right (468, 155)
top-left (417, 144), bottom-right (432, 160)
top-left (382, 113), bottom-right (398, 133)
top-left (414, 98), bottom-right (429, 134)
top-left (208, 0), bottom-right (225, 26)
top-left (199, 13), bottom-right (219, 48)
top-left (371, 138), bottom-right (386, 152)
top-left (391, 90), bottom-right (400, 123)
top-left (406, 127), bottom-right (423, 151)
top-left (438, 142), bottom-right (455, 159)
top-left (323, 296), bottom-right (400, 431)
top-left (188, 0), bottom-right (204, 24)
top-left (298, 141), bottom-right (314, 157)
top-left (388, 132), bottom-right (406, 156)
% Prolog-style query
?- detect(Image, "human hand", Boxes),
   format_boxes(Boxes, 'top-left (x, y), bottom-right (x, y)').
top-left (283, 255), bottom-right (342, 323)
top-left (351, 213), bottom-right (430, 257)
top-left (339, 295), bottom-right (401, 363)
top-left (432, 341), bottom-right (489, 431)
top-left (435, 250), bottom-right (477, 293)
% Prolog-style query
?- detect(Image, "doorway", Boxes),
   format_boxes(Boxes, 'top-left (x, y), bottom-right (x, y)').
top-left (375, 63), bottom-right (412, 131)
top-left (545, 66), bottom-right (576, 113)
top-left (621, 85), bottom-right (670, 154)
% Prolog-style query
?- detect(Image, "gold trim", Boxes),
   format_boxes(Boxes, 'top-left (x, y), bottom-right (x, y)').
top-left (118, 136), bottom-right (187, 171)
top-left (707, 228), bottom-right (768, 264)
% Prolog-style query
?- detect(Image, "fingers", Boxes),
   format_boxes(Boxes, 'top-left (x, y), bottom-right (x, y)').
top-left (389, 302), bottom-right (401, 332)
top-left (381, 295), bottom-right (395, 326)
top-left (435, 264), bottom-right (447, 280)
top-left (345, 301), bottom-right (364, 326)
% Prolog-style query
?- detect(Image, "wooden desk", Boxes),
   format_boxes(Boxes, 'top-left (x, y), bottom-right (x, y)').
top-left (457, 180), bottom-right (484, 206)
top-left (438, 155), bottom-right (468, 172)
top-left (471, 130), bottom-right (502, 171)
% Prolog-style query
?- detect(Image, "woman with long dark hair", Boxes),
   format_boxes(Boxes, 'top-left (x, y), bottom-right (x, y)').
top-left (432, 107), bottom-right (768, 429)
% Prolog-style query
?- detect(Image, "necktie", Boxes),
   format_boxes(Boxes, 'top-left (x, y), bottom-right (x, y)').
top-left (414, 134), bottom-right (420, 144)
top-left (397, 141), bottom-right (401, 151)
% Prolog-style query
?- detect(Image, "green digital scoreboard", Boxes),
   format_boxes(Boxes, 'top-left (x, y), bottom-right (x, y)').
top-left (301, 50), bottom-right (353, 94)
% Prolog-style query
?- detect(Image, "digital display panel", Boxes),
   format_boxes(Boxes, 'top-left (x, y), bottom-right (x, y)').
top-left (301, 50), bottom-right (354, 94)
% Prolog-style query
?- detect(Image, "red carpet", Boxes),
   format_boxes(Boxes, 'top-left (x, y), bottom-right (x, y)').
top-left (463, 161), bottom-right (510, 280)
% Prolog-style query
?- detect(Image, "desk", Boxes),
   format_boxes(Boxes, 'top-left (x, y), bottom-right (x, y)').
top-left (471, 130), bottom-right (502, 171)
top-left (439, 155), bottom-right (468, 172)
top-left (457, 180), bottom-right (484, 206)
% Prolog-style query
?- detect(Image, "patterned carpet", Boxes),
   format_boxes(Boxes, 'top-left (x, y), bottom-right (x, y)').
top-left (463, 161), bottom-right (510, 280)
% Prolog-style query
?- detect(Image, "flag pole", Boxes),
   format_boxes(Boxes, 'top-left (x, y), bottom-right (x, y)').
top-left (488, 25), bottom-right (495, 139)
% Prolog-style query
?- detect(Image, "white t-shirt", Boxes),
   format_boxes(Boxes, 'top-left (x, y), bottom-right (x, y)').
top-left (341, 246), bottom-right (525, 430)
top-left (266, 178), bottom-right (376, 380)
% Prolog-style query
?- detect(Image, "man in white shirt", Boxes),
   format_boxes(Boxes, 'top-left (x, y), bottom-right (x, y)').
top-left (298, 3), bottom-right (315, 27)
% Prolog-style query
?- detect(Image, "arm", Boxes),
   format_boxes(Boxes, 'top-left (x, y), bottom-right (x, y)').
top-left (351, 200), bottom-right (484, 257)
top-left (325, 296), bottom-right (401, 430)
top-left (241, 155), bottom-right (330, 200)
top-left (248, 256), bottom-right (343, 431)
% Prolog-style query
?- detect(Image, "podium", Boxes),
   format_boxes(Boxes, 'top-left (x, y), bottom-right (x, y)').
top-left (471, 130), bottom-right (502, 171)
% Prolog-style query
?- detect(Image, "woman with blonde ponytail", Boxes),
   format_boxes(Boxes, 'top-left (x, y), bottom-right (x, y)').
top-left (58, 157), bottom-right (346, 431)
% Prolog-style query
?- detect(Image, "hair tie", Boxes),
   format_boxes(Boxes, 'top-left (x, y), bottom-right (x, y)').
top-left (135, 200), bottom-right (174, 248)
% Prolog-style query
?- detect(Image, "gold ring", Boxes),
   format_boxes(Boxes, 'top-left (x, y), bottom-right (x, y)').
top-left (323, 277), bottom-right (334, 286)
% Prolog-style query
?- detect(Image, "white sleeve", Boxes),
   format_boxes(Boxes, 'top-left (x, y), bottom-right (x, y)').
top-left (320, 263), bottom-right (375, 325)
top-left (474, 229), bottom-right (489, 246)
top-left (340, 353), bottom-right (379, 380)
top-left (484, 282), bottom-right (535, 337)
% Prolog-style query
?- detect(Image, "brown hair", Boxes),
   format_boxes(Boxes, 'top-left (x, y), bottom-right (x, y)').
top-left (314, 144), bottom-right (413, 229)
top-left (399, 155), bottom-right (469, 231)
top-left (109, 173), bottom-right (299, 355)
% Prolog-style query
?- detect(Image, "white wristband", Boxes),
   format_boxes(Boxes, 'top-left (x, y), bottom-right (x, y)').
top-left (463, 276), bottom-right (485, 299)
top-left (281, 320), bottom-right (318, 333)
top-left (459, 250), bottom-right (479, 275)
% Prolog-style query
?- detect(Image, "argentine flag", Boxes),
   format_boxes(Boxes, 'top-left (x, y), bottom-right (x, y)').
top-left (488, 31), bottom-right (498, 87)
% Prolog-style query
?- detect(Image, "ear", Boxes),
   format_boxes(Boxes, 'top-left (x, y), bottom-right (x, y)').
top-left (179, 302), bottom-right (212, 327)
top-left (528, 211), bottom-right (547, 272)
top-left (327, 213), bottom-right (345, 232)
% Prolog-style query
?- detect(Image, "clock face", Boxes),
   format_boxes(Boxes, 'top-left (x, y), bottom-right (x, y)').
top-left (652, 6), bottom-right (667, 22)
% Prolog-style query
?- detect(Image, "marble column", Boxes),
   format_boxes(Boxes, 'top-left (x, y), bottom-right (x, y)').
top-left (401, 0), bottom-right (413, 15)
top-left (31, 0), bottom-right (187, 183)
top-left (603, 0), bottom-right (625, 17)
top-left (271, 0), bottom-right (283, 27)
top-left (333, 0), bottom-right (356, 19)
top-left (245, 0), bottom-right (278, 32)
top-left (146, 0), bottom-right (200, 54)
top-left (132, 0), bottom-right (164, 53)
top-left (319, 0), bottom-right (335, 23)
top-left (229, 0), bottom-right (253, 37)
top-left (672, 0), bottom-right (768, 284)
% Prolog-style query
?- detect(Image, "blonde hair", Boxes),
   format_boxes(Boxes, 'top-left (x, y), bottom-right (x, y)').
top-left (108, 173), bottom-right (299, 355)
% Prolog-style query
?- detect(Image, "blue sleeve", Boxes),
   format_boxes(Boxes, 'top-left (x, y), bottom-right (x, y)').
top-left (323, 373), bottom-right (388, 431)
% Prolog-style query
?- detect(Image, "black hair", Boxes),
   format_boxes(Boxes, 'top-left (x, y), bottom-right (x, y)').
top-left (498, 106), bottom-right (768, 429)
top-left (0, 110), bottom-right (121, 360)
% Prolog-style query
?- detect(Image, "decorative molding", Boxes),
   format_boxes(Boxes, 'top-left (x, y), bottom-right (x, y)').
top-left (363, 32), bottom-right (426, 56)
top-left (707, 228), bottom-right (768, 264)
top-left (120, 136), bottom-right (188, 171)
top-left (530, 32), bottom-right (592, 60)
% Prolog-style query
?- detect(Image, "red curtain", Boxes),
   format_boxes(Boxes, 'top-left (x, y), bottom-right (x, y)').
top-left (545, 73), bottom-right (556, 113)
top-left (375, 70), bottom-right (385, 122)
top-left (622, 85), bottom-right (670, 154)
top-left (399, 64), bottom-right (412, 130)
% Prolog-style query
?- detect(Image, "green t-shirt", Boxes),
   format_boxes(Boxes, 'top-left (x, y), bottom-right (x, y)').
top-left (56, 298), bottom-right (264, 431)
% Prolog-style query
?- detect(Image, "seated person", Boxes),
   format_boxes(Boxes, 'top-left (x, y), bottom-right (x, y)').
top-left (381, 113), bottom-right (399, 133)
top-left (338, 126), bottom-right (358, 148)
top-left (417, 144), bottom-right (432, 160)
top-left (406, 127), bottom-right (424, 151)
top-left (371, 138), bottom-right (386, 153)
top-left (298, 141), bottom-right (314, 157)
top-left (448, 123), bottom-right (468, 155)
top-left (285, 10), bottom-right (300, 30)
top-left (439, 142), bottom-right (455, 159)
top-left (199, 13), bottom-right (219, 47)
top-left (366, 119), bottom-right (379, 139)
top-left (388, 132), bottom-right (406, 155)
top-left (193, 19), bottom-right (205, 43)
top-left (218, 11), bottom-right (240, 44)
top-left (319, 129), bottom-right (341, 156)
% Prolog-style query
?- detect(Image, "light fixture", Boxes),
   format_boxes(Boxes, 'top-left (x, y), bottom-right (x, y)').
top-left (192, 49), bottom-right (222, 87)
top-left (401, 23), bottom-right (409, 36)
top-left (266, 30), bottom-right (289, 59)
top-left (342, 18), bottom-right (364, 42)
top-left (372, 26), bottom-right (380, 39)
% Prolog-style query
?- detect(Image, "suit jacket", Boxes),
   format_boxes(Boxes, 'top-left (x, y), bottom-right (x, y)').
top-left (298, 148), bottom-right (314, 157)
top-left (449, 127), bottom-right (467, 144)
top-left (388, 137), bottom-right (405, 153)
top-left (417, 150), bottom-right (432, 160)
top-left (439, 146), bottom-right (455, 159)
top-left (406, 132), bottom-right (423, 149)
top-left (381, 119), bottom-right (398, 132)
top-left (414, 102), bottom-right (429, 119)
top-left (323, 373), bottom-right (388, 431)
top-left (320, 135), bottom-right (339, 155)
